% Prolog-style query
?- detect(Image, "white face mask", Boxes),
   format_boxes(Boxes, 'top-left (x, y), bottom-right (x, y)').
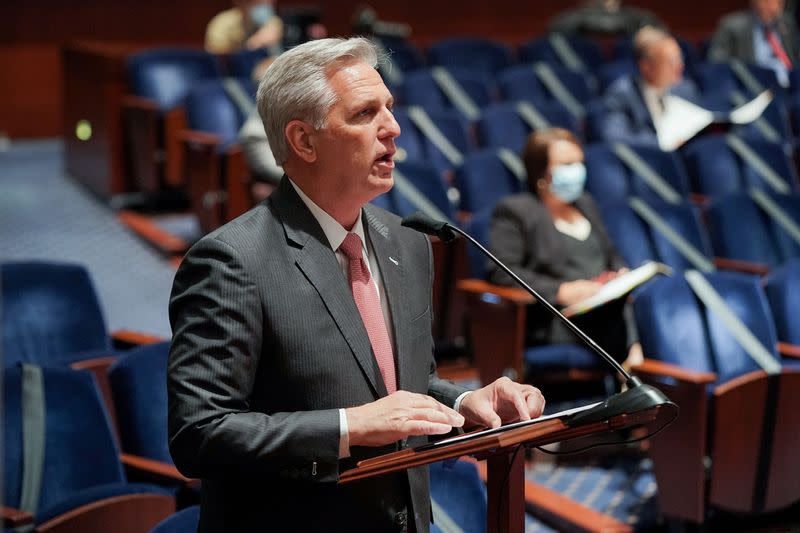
top-left (549, 162), bottom-right (587, 203)
top-left (248, 4), bottom-right (274, 26)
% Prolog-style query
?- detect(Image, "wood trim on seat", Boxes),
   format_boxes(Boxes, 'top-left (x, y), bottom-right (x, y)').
top-left (777, 341), bottom-right (800, 359)
top-left (120, 453), bottom-right (196, 487)
top-left (36, 493), bottom-right (175, 533)
top-left (111, 329), bottom-right (164, 348)
top-left (456, 279), bottom-right (535, 305)
top-left (632, 358), bottom-right (717, 384)
top-left (117, 210), bottom-right (190, 255)
top-left (1, 506), bottom-right (33, 527)
top-left (713, 257), bottom-right (770, 276)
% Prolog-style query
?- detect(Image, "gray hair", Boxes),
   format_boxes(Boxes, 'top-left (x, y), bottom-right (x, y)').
top-left (256, 37), bottom-right (380, 165)
top-left (633, 25), bottom-right (671, 61)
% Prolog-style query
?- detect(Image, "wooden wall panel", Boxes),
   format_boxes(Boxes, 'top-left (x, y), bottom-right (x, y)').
top-left (2, 0), bottom-right (749, 139)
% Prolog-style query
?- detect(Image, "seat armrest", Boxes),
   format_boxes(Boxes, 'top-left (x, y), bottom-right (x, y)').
top-left (713, 257), bottom-right (770, 276)
top-left (180, 129), bottom-right (223, 150)
top-left (456, 279), bottom-right (535, 305)
top-left (632, 358), bottom-right (717, 385)
top-left (121, 453), bottom-right (197, 487)
top-left (2, 506), bottom-right (33, 527)
top-left (778, 341), bottom-right (800, 359)
top-left (122, 94), bottom-right (159, 112)
top-left (111, 330), bottom-right (164, 349)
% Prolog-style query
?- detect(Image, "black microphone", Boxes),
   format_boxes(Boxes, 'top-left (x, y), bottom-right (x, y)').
top-left (401, 211), bottom-right (676, 426)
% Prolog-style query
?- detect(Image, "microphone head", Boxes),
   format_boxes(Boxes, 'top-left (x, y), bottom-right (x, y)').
top-left (401, 212), bottom-right (457, 243)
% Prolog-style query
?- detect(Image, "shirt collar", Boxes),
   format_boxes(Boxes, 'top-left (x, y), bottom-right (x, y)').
top-left (288, 178), bottom-right (367, 255)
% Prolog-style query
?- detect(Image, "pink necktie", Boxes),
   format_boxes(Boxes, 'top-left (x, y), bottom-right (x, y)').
top-left (339, 232), bottom-right (397, 394)
top-left (766, 27), bottom-right (793, 69)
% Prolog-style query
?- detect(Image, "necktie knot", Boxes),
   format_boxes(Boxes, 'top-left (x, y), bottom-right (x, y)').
top-left (339, 232), bottom-right (363, 261)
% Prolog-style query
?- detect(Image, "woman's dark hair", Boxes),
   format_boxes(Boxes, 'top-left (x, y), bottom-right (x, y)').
top-left (522, 128), bottom-right (581, 194)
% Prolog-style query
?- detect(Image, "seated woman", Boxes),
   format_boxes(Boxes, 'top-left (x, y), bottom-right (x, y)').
top-left (488, 128), bottom-right (641, 367)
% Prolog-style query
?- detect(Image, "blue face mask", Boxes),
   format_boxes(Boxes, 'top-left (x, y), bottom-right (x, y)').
top-left (549, 162), bottom-right (586, 203)
top-left (249, 4), bottom-right (274, 26)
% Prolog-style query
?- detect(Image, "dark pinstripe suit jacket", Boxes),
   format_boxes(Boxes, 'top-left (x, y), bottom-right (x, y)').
top-left (167, 177), bottom-right (467, 533)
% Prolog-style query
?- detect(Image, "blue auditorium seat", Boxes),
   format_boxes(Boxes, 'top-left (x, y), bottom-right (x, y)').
top-left (184, 78), bottom-right (255, 150)
top-left (632, 271), bottom-right (800, 521)
top-left (2, 261), bottom-right (113, 367)
top-left (429, 460), bottom-right (487, 533)
top-left (108, 342), bottom-right (172, 464)
top-left (401, 67), bottom-right (495, 117)
top-left (397, 107), bottom-right (475, 175)
top-left (497, 64), bottom-right (596, 111)
top-left (595, 60), bottom-right (638, 93)
top-left (583, 143), bottom-right (691, 210)
top-left (225, 48), bottom-right (272, 79)
top-left (3, 365), bottom-right (174, 531)
top-left (682, 136), bottom-right (799, 198)
top-left (478, 103), bottom-right (578, 152)
top-left (601, 201), bottom-right (713, 272)
top-left (454, 149), bottom-right (524, 213)
top-left (427, 37), bottom-right (514, 75)
top-left (694, 61), bottom-right (783, 98)
top-left (392, 107), bottom-right (427, 163)
top-left (124, 48), bottom-right (223, 191)
top-left (395, 160), bottom-right (456, 220)
top-left (517, 34), bottom-right (605, 71)
top-left (764, 259), bottom-right (800, 346)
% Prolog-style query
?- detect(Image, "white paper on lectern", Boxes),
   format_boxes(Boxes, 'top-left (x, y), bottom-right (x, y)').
top-left (729, 90), bottom-right (773, 124)
top-left (656, 91), bottom-right (774, 151)
top-left (428, 401), bottom-right (603, 449)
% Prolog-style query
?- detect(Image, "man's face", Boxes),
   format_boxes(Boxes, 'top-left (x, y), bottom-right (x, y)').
top-left (752, 0), bottom-right (784, 24)
top-left (640, 38), bottom-right (684, 90)
top-left (311, 61), bottom-right (400, 208)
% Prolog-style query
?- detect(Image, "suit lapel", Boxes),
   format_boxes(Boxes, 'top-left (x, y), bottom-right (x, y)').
top-left (272, 179), bottom-right (387, 398)
top-left (363, 206), bottom-right (412, 391)
top-left (633, 78), bottom-right (657, 133)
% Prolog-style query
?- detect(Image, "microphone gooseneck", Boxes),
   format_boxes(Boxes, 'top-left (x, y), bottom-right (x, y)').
top-left (401, 211), bottom-right (634, 386)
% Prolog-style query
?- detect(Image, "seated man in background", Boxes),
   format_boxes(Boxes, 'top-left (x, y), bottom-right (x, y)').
top-left (708, 0), bottom-right (798, 87)
top-left (601, 26), bottom-right (700, 146)
top-left (489, 128), bottom-right (642, 369)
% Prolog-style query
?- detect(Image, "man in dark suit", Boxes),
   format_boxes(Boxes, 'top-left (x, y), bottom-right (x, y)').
top-left (167, 37), bottom-right (545, 533)
top-left (708, 0), bottom-right (799, 87)
top-left (600, 26), bottom-right (700, 146)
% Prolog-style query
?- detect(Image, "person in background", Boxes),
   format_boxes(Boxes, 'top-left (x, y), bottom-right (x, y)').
top-left (708, 0), bottom-right (799, 87)
top-left (205, 0), bottom-right (284, 56)
top-left (600, 26), bottom-right (700, 146)
top-left (549, 0), bottom-right (664, 38)
top-left (489, 128), bottom-right (642, 368)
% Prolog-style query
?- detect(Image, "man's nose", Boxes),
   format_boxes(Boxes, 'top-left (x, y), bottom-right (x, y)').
top-left (380, 109), bottom-right (401, 139)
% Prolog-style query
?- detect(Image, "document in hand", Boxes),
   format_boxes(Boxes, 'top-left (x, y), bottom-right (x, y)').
top-left (562, 261), bottom-right (671, 318)
top-left (656, 90), bottom-right (773, 151)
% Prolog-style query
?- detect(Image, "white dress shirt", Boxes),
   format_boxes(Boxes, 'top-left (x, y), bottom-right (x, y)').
top-left (289, 180), bottom-right (470, 459)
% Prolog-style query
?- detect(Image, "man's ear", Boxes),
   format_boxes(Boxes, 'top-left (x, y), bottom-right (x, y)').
top-left (285, 120), bottom-right (317, 163)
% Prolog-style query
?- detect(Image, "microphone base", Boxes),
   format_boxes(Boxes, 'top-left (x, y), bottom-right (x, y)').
top-left (567, 377), bottom-right (677, 426)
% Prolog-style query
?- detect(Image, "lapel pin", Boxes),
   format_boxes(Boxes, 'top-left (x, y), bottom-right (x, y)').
top-left (389, 256), bottom-right (399, 266)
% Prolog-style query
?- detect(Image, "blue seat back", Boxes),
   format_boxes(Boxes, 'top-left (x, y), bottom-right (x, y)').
top-left (412, 109), bottom-right (474, 174)
top-left (634, 272), bottom-right (778, 383)
top-left (226, 48), bottom-right (271, 79)
top-left (427, 38), bottom-right (513, 75)
top-left (648, 202), bottom-right (714, 271)
top-left (127, 48), bottom-right (222, 110)
top-left (402, 67), bottom-right (493, 115)
top-left (455, 149), bottom-right (523, 213)
top-left (764, 259), bottom-right (800, 344)
top-left (769, 194), bottom-right (800, 261)
top-left (706, 194), bottom-right (783, 267)
top-left (463, 207), bottom-right (494, 278)
top-left (584, 144), bottom-right (631, 208)
top-left (477, 104), bottom-right (532, 152)
top-left (739, 139), bottom-right (799, 194)
top-left (626, 145), bottom-right (691, 203)
top-left (395, 160), bottom-right (455, 221)
top-left (429, 460), bottom-right (487, 533)
top-left (682, 136), bottom-right (743, 197)
top-left (595, 60), bottom-right (637, 93)
top-left (4, 365), bottom-right (126, 513)
top-left (695, 62), bottom-right (782, 97)
top-left (2, 262), bottom-right (110, 367)
top-left (184, 78), bottom-right (255, 148)
top-left (393, 108), bottom-right (426, 163)
top-left (381, 39), bottom-right (426, 73)
top-left (517, 35), bottom-right (605, 70)
top-left (108, 342), bottom-right (172, 464)
top-left (497, 65), bottom-right (550, 105)
top-left (601, 203), bottom-right (660, 268)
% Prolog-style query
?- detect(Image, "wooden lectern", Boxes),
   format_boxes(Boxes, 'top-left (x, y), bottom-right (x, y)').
top-left (340, 385), bottom-right (677, 533)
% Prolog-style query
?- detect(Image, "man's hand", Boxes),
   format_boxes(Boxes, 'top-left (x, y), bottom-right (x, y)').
top-left (556, 279), bottom-right (602, 306)
top-left (458, 377), bottom-right (545, 429)
top-left (346, 391), bottom-right (465, 447)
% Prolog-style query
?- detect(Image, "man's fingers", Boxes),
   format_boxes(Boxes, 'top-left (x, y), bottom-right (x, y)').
top-left (527, 390), bottom-right (546, 418)
top-left (410, 408), bottom-right (464, 427)
top-left (403, 420), bottom-right (455, 436)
